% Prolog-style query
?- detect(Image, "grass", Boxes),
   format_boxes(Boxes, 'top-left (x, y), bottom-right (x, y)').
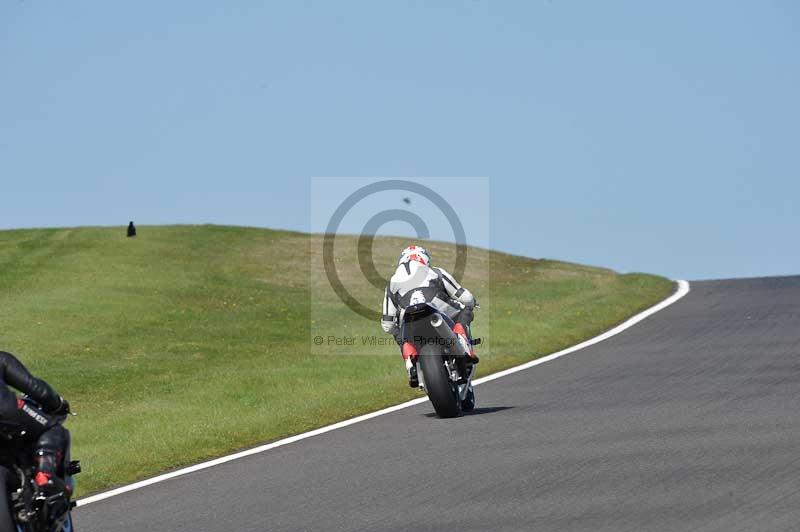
top-left (0, 225), bottom-right (674, 496)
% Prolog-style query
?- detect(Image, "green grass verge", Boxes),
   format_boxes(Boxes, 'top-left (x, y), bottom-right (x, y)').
top-left (0, 225), bottom-right (673, 495)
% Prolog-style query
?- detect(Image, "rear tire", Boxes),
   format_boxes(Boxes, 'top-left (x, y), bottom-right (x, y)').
top-left (418, 344), bottom-right (461, 418)
top-left (0, 468), bottom-right (17, 532)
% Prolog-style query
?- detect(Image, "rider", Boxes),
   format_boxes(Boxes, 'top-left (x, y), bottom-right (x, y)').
top-left (381, 245), bottom-right (478, 387)
top-left (0, 350), bottom-right (71, 501)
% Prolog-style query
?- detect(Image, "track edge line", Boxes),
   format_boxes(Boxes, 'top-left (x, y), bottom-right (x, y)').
top-left (77, 279), bottom-right (690, 507)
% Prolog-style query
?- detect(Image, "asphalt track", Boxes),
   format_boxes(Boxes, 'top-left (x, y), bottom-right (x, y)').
top-left (76, 276), bottom-right (800, 531)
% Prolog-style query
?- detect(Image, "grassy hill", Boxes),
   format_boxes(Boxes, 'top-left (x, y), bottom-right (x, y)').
top-left (0, 225), bottom-right (673, 495)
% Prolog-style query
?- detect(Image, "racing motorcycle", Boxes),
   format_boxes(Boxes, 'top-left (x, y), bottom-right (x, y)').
top-left (0, 397), bottom-right (80, 532)
top-left (401, 302), bottom-right (480, 418)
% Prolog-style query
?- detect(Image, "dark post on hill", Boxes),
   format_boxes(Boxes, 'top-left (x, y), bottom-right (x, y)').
top-left (127, 221), bottom-right (137, 238)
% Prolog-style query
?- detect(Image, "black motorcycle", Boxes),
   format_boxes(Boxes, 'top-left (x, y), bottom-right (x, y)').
top-left (0, 397), bottom-right (79, 532)
top-left (401, 302), bottom-right (479, 418)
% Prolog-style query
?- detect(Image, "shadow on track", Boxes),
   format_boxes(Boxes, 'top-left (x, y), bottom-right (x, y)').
top-left (424, 406), bottom-right (514, 418)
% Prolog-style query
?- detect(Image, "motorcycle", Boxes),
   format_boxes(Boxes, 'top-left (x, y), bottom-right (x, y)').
top-left (401, 302), bottom-right (480, 418)
top-left (0, 397), bottom-right (80, 532)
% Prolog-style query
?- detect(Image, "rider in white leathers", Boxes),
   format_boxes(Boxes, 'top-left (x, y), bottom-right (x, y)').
top-left (381, 246), bottom-right (478, 387)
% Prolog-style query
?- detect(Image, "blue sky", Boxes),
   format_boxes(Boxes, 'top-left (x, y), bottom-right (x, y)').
top-left (1, 1), bottom-right (798, 280)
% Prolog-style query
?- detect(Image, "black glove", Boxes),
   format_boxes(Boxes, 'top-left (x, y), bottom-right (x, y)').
top-left (52, 396), bottom-right (70, 416)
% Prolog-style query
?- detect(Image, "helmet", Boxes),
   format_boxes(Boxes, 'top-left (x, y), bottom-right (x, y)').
top-left (398, 245), bottom-right (431, 267)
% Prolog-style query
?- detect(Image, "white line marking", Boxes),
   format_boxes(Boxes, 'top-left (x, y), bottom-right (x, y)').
top-left (77, 280), bottom-right (690, 507)
top-left (473, 279), bottom-right (691, 385)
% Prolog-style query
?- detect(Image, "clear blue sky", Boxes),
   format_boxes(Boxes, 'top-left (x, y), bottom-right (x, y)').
top-left (2, 1), bottom-right (798, 280)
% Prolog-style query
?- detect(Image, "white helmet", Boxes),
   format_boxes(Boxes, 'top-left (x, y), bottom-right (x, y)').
top-left (398, 245), bottom-right (431, 267)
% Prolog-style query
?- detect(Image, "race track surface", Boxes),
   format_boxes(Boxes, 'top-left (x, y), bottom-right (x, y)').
top-left (76, 276), bottom-right (800, 531)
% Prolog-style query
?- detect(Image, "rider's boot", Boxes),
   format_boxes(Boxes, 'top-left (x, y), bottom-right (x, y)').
top-left (453, 323), bottom-right (479, 363)
top-left (402, 342), bottom-right (419, 388)
top-left (33, 449), bottom-right (67, 501)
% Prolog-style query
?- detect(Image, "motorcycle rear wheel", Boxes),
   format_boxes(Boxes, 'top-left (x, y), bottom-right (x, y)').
top-left (418, 344), bottom-right (462, 418)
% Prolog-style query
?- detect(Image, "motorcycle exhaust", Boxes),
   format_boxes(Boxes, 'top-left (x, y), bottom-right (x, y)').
top-left (429, 314), bottom-right (468, 357)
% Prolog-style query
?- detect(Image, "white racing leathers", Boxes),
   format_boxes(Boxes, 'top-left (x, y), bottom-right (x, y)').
top-left (381, 261), bottom-right (476, 341)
